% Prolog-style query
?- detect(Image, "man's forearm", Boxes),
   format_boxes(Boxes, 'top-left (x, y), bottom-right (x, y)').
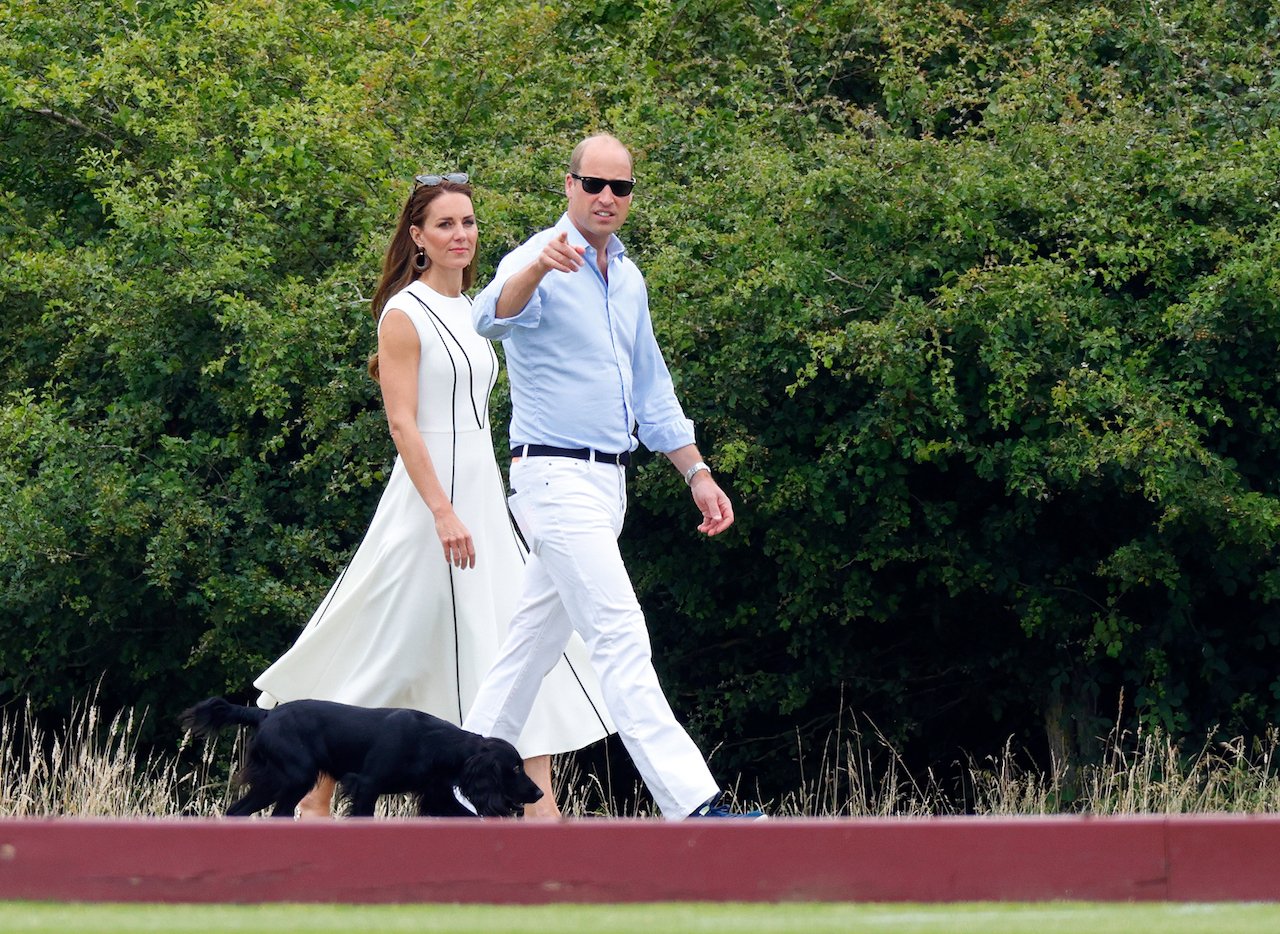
top-left (666, 444), bottom-right (710, 485)
top-left (495, 261), bottom-right (547, 318)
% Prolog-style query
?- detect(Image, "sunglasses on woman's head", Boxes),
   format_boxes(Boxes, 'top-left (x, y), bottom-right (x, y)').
top-left (570, 173), bottom-right (635, 197)
top-left (414, 172), bottom-right (469, 188)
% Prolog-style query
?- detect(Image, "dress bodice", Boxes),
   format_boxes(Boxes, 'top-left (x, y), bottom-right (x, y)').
top-left (380, 282), bottom-right (498, 433)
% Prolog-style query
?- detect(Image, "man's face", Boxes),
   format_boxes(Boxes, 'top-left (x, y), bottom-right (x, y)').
top-left (565, 140), bottom-right (633, 249)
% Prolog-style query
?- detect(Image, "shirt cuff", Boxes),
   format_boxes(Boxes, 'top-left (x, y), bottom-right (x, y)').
top-left (474, 283), bottom-right (543, 337)
top-left (504, 290), bottom-right (543, 327)
top-left (639, 418), bottom-right (696, 454)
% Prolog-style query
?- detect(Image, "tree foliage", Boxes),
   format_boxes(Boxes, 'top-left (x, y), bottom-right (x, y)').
top-left (2, 0), bottom-right (1277, 796)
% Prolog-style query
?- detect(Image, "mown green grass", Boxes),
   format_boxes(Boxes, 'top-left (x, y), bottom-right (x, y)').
top-left (2, 901), bottom-right (1279, 933)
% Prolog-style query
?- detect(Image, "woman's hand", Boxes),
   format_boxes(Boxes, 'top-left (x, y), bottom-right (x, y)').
top-left (434, 509), bottom-right (476, 569)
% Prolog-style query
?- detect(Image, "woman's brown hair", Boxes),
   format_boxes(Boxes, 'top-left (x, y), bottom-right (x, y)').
top-left (368, 177), bottom-right (476, 381)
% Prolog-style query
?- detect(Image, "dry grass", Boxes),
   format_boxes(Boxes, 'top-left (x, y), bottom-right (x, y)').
top-left (767, 719), bottom-right (1280, 818)
top-left (0, 696), bottom-right (235, 818)
top-left (1081, 726), bottom-right (1280, 814)
top-left (2, 697), bottom-right (1278, 818)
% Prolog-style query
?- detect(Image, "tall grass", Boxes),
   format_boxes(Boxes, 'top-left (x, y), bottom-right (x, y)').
top-left (0, 697), bottom-right (236, 818)
top-left (759, 716), bottom-right (1280, 817)
top-left (2, 698), bottom-right (1278, 818)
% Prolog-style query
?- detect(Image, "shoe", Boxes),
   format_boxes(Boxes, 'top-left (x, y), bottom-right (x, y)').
top-left (687, 792), bottom-right (767, 820)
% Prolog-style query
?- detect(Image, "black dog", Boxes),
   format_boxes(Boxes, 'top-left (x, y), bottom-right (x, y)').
top-left (180, 697), bottom-right (543, 818)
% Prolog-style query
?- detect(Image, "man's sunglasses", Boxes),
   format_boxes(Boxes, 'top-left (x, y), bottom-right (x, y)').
top-left (414, 172), bottom-right (469, 188)
top-left (570, 173), bottom-right (635, 197)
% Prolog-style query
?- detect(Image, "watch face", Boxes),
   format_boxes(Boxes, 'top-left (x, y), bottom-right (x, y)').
top-left (685, 462), bottom-right (709, 484)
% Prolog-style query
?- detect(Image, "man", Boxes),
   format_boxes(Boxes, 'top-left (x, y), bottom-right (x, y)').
top-left (463, 133), bottom-right (759, 819)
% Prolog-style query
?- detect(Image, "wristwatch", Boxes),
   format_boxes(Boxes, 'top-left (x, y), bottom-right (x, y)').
top-left (683, 461), bottom-right (711, 486)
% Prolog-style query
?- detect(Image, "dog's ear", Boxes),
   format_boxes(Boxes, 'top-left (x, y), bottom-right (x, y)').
top-left (458, 747), bottom-right (508, 816)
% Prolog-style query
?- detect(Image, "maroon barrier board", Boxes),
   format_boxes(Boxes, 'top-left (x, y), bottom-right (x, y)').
top-left (1, 816), bottom-right (1278, 904)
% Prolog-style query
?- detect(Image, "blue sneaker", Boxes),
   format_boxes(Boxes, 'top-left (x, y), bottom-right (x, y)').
top-left (687, 792), bottom-right (767, 820)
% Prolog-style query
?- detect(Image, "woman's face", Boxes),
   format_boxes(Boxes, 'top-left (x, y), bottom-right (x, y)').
top-left (411, 191), bottom-right (477, 272)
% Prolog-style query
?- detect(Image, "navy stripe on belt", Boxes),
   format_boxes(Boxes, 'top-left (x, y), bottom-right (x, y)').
top-left (512, 444), bottom-right (631, 466)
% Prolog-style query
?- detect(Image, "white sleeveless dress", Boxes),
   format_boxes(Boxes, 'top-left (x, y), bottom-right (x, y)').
top-left (254, 282), bottom-right (614, 756)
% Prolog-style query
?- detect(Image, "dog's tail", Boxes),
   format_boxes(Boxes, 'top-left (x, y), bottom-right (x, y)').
top-left (179, 697), bottom-right (269, 739)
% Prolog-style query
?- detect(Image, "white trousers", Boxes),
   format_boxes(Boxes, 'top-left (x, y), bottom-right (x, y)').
top-left (462, 455), bottom-right (719, 819)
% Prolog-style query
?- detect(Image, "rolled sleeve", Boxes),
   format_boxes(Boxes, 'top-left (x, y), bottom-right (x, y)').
top-left (638, 415), bottom-right (696, 454)
top-left (472, 239), bottom-right (550, 339)
top-left (631, 288), bottom-right (697, 453)
top-left (472, 282), bottom-right (542, 338)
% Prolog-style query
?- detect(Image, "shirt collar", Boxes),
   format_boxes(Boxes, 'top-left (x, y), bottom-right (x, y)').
top-left (557, 212), bottom-right (626, 262)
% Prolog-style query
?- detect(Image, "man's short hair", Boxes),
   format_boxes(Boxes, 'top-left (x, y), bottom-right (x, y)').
top-left (569, 134), bottom-right (633, 175)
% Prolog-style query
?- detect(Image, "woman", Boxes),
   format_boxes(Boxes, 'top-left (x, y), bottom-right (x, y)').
top-left (254, 174), bottom-right (614, 819)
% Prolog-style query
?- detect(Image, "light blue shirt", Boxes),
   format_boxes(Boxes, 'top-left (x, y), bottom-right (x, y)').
top-left (473, 214), bottom-right (696, 455)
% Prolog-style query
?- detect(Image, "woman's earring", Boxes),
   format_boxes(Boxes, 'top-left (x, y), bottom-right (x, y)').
top-left (414, 248), bottom-right (428, 271)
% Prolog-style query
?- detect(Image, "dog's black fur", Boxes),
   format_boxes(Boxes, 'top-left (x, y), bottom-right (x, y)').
top-left (180, 697), bottom-right (543, 818)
